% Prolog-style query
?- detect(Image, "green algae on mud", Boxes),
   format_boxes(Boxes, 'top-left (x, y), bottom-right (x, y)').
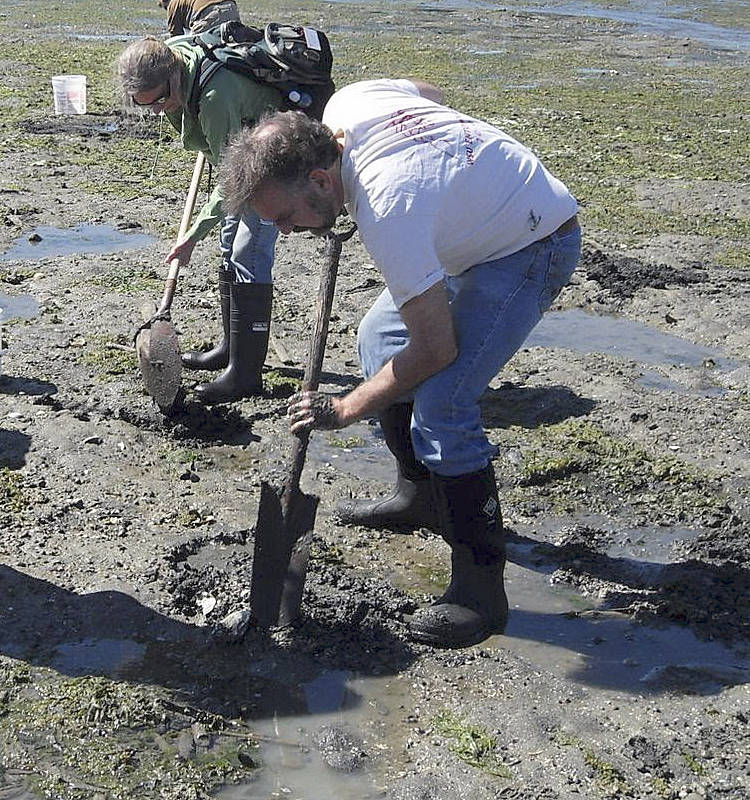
top-left (0, 468), bottom-right (27, 515)
top-left (86, 264), bottom-right (163, 294)
top-left (433, 710), bottom-right (513, 779)
top-left (261, 367), bottom-right (301, 397)
top-left (506, 419), bottom-right (727, 524)
top-left (0, 656), bottom-right (260, 800)
top-left (553, 729), bottom-right (631, 796)
top-left (1, 0), bottom-right (747, 254)
top-left (78, 334), bottom-right (137, 379)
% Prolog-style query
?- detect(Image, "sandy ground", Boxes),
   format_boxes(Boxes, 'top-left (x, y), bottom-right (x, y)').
top-left (1, 1), bottom-right (749, 798)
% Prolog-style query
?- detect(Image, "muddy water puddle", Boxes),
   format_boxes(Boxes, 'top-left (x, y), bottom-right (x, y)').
top-left (501, 520), bottom-right (748, 693)
top-left (50, 637), bottom-right (148, 676)
top-left (0, 291), bottom-right (39, 322)
top-left (392, 522), bottom-right (748, 694)
top-left (215, 669), bottom-right (391, 799)
top-left (0, 224), bottom-right (155, 261)
top-left (44, 635), bottom-right (393, 798)
top-left (638, 368), bottom-right (729, 398)
top-left (500, 572), bottom-right (748, 693)
top-left (307, 420), bottom-right (395, 485)
top-left (314, 419), bottom-right (747, 695)
top-left (525, 308), bottom-right (737, 372)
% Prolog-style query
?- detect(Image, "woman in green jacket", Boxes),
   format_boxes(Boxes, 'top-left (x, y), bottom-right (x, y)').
top-left (118, 36), bottom-right (282, 404)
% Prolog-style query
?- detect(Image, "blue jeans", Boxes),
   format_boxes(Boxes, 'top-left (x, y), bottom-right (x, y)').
top-left (357, 227), bottom-right (582, 476)
top-left (220, 210), bottom-right (278, 284)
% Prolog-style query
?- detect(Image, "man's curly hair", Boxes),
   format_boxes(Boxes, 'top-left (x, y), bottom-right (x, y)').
top-left (220, 111), bottom-right (340, 216)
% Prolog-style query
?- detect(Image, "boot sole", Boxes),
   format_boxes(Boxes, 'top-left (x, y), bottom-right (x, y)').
top-left (334, 513), bottom-right (434, 534)
top-left (407, 623), bottom-right (506, 649)
top-left (407, 615), bottom-right (507, 649)
top-left (182, 359), bottom-right (229, 371)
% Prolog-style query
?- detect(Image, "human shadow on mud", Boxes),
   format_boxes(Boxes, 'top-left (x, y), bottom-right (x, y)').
top-left (0, 374), bottom-right (57, 396)
top-left (481, 383), bottom-right (596, 430)
top-left (505, 606), bottom-right (749, 696)
top-left (507, 527), bottom-right (750, 649)
top-left (0, 565), bottom-right (416, 720)
top-left (0, 429), bottom-right (31, 468)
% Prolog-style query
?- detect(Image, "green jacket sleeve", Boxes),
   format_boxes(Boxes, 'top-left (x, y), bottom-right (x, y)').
top-left (184, 181), bottom-right (224, 243)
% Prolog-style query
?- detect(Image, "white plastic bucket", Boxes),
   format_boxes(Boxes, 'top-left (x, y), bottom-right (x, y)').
top-left (51, 74), bottom-right (87, 115)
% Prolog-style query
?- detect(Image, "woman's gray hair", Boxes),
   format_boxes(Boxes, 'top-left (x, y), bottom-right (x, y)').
top-left (220, 111), bottom-right (340, 216)
top-left (117, 36), bottom-right (180, 104)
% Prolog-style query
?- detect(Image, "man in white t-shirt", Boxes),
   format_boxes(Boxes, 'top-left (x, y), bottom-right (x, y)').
top-left (220, 79), bottom-right (581, 648)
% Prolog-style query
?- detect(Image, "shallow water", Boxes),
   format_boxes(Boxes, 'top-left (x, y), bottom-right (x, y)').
top-left (513, 1), bottom-right (750, 51)
top-left (70, 32), bottom-right (135, 41)
top-left (51, 637), bottom-right (147, 675)
top-left (324, 0), bottom-right (750, 50)
top-left (0, 224), bottom-right (155, 261)
top-left (39, 547), bottom-right (747, 798)
top-left (0, 292), bottom-right (39, 322)
top-left (638, 368), bottom-right (728, 398)
top-left (525, 308), bottom-right (737, 371)
top-left (307, 420), bottom-right (395, 484)
top-left (310, 422), bottom-right (748, 696)
top-left (215, 668), bottom-right (388, 799)
top-left (502, 521), bottom-right (749, 692)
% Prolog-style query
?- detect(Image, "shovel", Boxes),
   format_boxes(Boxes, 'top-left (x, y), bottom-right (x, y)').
top-left (250, 226), bottom-right (355, 629)
top-left (135, 151), bottom-right (206, 413)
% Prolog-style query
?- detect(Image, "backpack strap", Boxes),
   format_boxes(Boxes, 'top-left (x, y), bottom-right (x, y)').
top-left (188, 37), bottom-right (229, 114)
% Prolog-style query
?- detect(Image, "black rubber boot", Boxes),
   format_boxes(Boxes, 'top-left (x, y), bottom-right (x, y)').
top-left (335, 403), bottom-right (438, 533)
top-left (408, 463), bottom-right (508, 648)
top-left (193, 282), bottom-right (272, 405)
top-left (182, 267), bottom-right (231, 371)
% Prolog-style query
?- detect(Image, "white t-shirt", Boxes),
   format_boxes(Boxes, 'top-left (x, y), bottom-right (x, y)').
top-left (323, 79), bottom-right (578, 308)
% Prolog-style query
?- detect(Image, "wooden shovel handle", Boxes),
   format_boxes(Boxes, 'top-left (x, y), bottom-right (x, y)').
top-left (157, 151), bottom-right (207, 315)
top-left (282, 230), bottom-right (347, 507)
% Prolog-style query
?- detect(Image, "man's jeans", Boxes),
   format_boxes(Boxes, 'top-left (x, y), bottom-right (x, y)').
top-left (357, 227), bottom-right (582, 476)
top-left (220, 211), bottom-right (278, 284)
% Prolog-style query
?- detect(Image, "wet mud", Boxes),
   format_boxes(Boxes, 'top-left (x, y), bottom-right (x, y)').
top-left (1, 0), bottom-right (749, 798)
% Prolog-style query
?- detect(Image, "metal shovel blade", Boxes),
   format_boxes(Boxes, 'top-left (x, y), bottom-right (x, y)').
top-left (135, 300), bottom-right (182, 413)
top-left (250, 480), bottom-right (320, 629)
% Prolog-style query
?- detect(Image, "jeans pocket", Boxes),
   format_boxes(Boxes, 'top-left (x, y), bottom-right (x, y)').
top-left (538, 239), bottom-right (579, 314)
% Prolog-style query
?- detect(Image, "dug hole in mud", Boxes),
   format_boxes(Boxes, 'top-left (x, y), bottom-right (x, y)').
top-left (0, 1), bottom-right (749, 798)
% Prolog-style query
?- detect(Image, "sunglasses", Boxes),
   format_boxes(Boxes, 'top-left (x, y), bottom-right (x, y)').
top-left (131, 82), bottom-right (171, 107)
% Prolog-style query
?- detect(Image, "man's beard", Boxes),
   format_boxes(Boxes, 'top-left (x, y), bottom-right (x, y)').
top-left (294, 190), bottom-right (340, 237)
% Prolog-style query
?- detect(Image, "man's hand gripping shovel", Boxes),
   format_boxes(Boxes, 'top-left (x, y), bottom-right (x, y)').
top-left (135, 152), bottom-right (206, 414)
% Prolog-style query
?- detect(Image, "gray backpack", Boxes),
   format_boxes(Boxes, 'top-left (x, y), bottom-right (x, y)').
top-left (188, 21), bottom-right (335, 120)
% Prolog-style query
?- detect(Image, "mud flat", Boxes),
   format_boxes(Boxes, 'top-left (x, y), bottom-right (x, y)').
top-left (0, 0), bottom-right (749, 798)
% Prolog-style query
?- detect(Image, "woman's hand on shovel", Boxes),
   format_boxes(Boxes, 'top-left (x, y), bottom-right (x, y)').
top-left (287, 391), bottom-right (345, 434)
top-left (166, 236), bottom-right (197, 266)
